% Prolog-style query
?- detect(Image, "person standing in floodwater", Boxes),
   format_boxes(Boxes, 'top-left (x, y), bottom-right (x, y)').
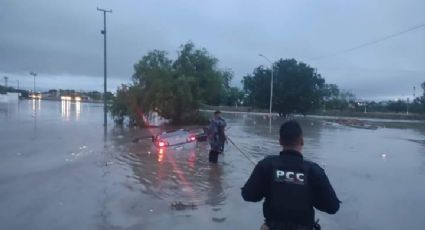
top-left (241, 120), bottom-right (340, 230)
top-left (208, 110), bottom-right (226, 163)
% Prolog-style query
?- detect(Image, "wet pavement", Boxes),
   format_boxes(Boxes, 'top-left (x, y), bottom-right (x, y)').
top-left (1, 100), bottom-right (425, 230)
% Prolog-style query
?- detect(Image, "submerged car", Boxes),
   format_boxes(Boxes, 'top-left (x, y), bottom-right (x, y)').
top-left (152, 128), bottom-right (208, 148)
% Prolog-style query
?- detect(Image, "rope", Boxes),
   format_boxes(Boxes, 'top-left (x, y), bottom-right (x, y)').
top-left (226, 136), bottom-right (257, 165)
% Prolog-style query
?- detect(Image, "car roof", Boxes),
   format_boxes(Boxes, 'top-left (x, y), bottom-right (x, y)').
top-left (158, 129), bottom-right (189, 138)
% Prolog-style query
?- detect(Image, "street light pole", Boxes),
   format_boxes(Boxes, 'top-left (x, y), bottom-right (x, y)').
top-left (259, 54), bottom-right (274, 118)
top-left (97, 7), bottom-right (112, 127)
top-left (30, 72), bottom-right (37, 94)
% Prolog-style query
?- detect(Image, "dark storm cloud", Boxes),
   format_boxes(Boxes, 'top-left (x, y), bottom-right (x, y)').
top-left (0, 0), bottom-right (424, 99)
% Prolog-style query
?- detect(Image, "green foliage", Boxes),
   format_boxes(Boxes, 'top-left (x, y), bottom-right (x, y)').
top-left (242, 66), bottom-right (271, 109)
top-left (224, 86), bottom-right (245, 106)
top-left (355, 82), bottom-right (425, 114)
top-left (103, 91), bottom-right (114, 101)
top-left (111, 42), bottom-right (232, 125)
top-left (243, 59), bottom-right (327, 115)
top-left (387, 100), bottom-right (408, 113)
top-left (87, 91), bottom-right (102, 100)
top-left (172, 43), bottom-right (231, 106)
top-left (110, 84), bottom-right (144, 125)
top-left (0, 85), bottom-right (6, 94)
top-left (324, 89), bottom-right (356, 111)
top-left (411, 98), bottom-right (425, 113)
top-left (410, 81), bottom-right (425, 113)
top-left (322, 84), bottom-right (340, 101)
top-left (109, 85), bottom-right (130, 125)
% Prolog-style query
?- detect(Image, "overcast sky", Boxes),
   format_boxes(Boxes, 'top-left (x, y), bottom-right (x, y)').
top-left (1, 0), bottom-right (424, 100)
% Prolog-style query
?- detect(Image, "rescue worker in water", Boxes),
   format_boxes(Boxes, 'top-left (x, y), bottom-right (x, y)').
top-left (208, 110), bottom-right (227, 163)
top-left (241, 120), bottom-right (340, 230)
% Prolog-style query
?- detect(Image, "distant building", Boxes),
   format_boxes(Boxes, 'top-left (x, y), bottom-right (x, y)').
top-left (0, 92), bottom-right (20, 103)
top-left (41, 89), bottom-right (60, 100)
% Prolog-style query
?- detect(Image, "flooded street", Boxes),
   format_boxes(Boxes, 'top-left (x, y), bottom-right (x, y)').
top-left (1, 100), bottom-right (425, 230)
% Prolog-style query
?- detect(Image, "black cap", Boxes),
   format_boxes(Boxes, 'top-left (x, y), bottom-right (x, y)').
top-left (214, 110), bottom-right (221, 115)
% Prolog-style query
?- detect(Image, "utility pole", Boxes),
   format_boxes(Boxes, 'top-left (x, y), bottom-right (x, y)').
top-left (97, 7), bottom-right (112, 127)
top-left (17, 80), bottom-right (19, 91)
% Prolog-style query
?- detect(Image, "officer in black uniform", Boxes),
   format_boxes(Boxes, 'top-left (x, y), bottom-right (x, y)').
top-left (241, 120), bottom-right (340, 230)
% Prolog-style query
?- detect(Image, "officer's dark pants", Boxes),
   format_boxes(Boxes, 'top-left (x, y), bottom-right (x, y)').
top-left (209, 150), bottom-right (219, 163)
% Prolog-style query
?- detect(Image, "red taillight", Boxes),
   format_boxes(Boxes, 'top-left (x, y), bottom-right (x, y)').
top-left (187, 136), bottom-right (196, 142)
top-left (158, 141), bottom-right (166, 147)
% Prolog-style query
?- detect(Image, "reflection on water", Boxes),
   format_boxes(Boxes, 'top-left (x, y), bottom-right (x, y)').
top-left (31, 99), bottom-right (41, 139)
top-left (61, 99), bottom-right (81, 121)
top-left (2, 102), bottom-right (424, 230)
top-left (76, 101), bottom-right (81, 120)
top-left (0, 100), bottom-right (114, 230)
top-left (0, 99), bottom-right (89, 124)
top-left (61, 99), bottom-right (70, 120)
top-left (158, 148), bottom-right (164, 162)
top-left (112, 134), bottom-right (227, 207)
top-left (205, 165), bottom-right (225, 206)
top-left (31, 98), bottom-right (41, 114)
top-left (224, 114), bottom-right (326, 163)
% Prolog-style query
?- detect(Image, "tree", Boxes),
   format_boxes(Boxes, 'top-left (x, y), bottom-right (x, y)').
top-left (386, 100), bottom-right (407, 113)
top-left (103, 91), bottom-right (114, 101)
top-left (109, 85), bottom-right (130, 125)
top-left (87, 91), bottom-right (102, 100)
top-left (110, 84), bottom-right (146, 125)
top-left (133, 50), bottom-right (173, 90)
top-left (243, 58), bottom-right (327, 116)
top-left (325, 89), bottom-right (356, 111)
top-left (132, 50), bottom-right (178, 121)
top-left (242, 66), bottom-right (271, 109)
top-left (224, 86), bottom-right (245, 106)
top-left (411, 81), bottom-right (425, 113)
top-left (111, 42), bottom-right (231, 125)
top-left (323, 84), bottom-right (340, 101)
top-left (173, 42), bottom-right (231, 106)
top-left (0, 85), bottom-right (6, 94)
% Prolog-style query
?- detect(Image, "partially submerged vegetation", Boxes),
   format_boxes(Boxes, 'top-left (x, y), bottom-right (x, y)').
top-left (110, 42), bottom-right (239, 126)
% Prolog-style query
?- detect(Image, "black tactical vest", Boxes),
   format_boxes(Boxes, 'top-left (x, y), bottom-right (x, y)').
top-left (264, 156), bottom-right (313, 223)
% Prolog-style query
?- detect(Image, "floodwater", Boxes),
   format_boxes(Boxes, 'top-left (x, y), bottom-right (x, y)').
top-left (1, 100), bottom-right (424, 230)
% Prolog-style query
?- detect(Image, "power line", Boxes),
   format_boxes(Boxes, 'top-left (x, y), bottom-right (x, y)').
top-left (307, 22), bottom-right (425, 62)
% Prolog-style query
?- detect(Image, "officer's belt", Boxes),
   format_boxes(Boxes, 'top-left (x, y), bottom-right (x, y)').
top-left (265, 221), bottom-right (312, 230)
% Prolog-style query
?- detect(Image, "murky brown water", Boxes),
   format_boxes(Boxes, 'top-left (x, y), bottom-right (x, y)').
top-left (1, 100), bottom-right (424, 230)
